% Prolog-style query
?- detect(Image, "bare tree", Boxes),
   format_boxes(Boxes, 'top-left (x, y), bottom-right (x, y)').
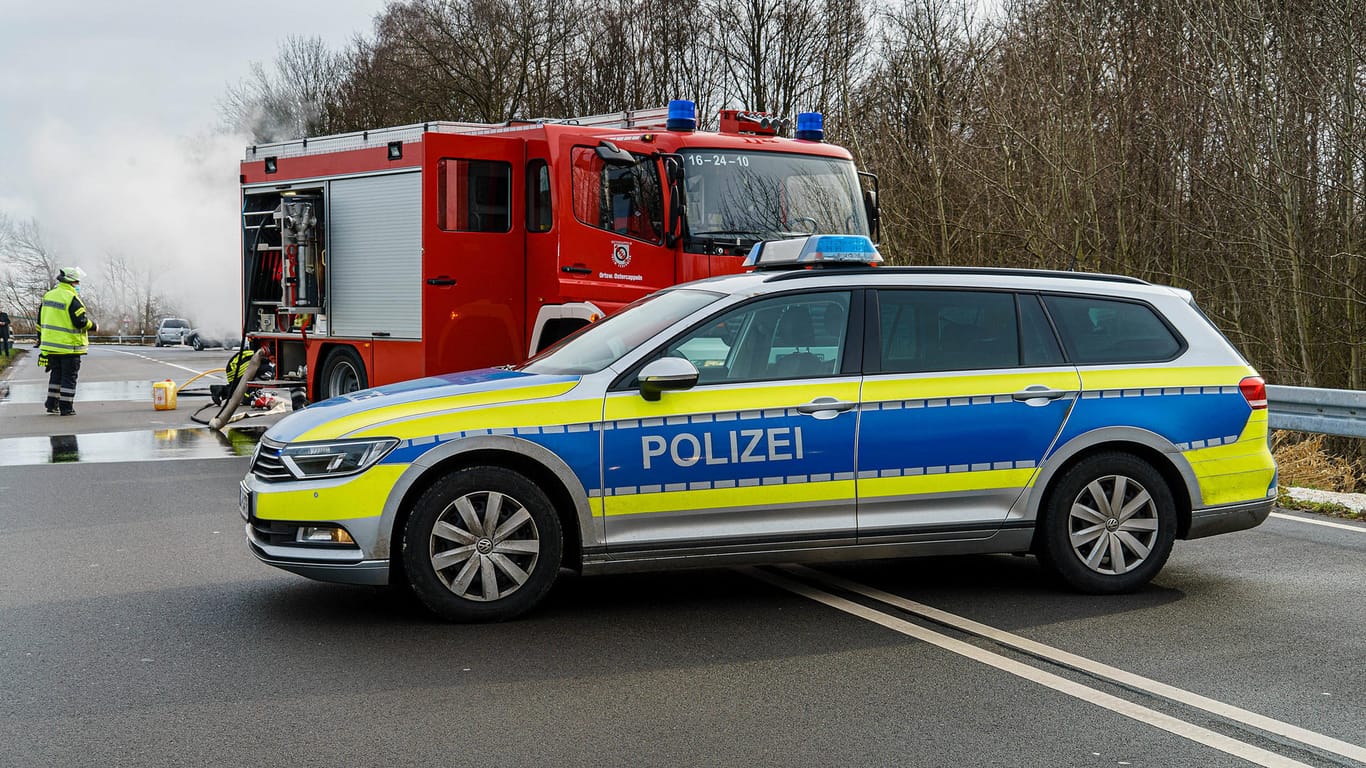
top-left (221, 35), bottom-right (348, 142)
top-left (0, 214), bottom-right (62, 334)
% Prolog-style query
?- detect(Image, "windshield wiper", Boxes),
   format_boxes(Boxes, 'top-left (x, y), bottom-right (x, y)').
top-left (689, 230), bottom-right (763, 238)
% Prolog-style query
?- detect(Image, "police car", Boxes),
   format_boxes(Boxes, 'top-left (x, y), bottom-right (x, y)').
top-left (240, 235), bottom-right (1276, 621)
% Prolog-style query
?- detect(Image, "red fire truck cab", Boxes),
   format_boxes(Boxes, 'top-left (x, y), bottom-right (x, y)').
top-left (239, 101), bottom-right (877, 401)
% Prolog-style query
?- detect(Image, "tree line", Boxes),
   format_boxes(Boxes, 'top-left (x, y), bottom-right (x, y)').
top-left (0, 213), bottom-right (181, 338)
top-left (223, 0), bottom-right (1363, 390)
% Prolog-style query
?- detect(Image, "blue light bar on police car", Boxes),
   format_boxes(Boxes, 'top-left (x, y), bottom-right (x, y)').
top-left (743, 235), bottom-right (883, 269)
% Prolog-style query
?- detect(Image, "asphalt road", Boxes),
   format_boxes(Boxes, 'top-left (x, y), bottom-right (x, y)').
top-left (1, 347), bottom-right (1363, 767)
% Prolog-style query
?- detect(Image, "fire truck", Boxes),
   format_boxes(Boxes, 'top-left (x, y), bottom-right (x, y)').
top-left (238, 100), bottom-right (878, 401)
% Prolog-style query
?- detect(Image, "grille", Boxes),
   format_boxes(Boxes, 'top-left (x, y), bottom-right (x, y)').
top-left (250, 438), bottom-right (294, 482)
top-left (250, 519), bottom-right (300, 546)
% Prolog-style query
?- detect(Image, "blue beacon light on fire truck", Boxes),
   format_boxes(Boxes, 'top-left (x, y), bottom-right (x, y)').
top-left (743, 234), bottom-right (883, 270)
top-left (667, 100), bottom-right (697, 132)
top-left (795, 112), bottom-right (824, 141)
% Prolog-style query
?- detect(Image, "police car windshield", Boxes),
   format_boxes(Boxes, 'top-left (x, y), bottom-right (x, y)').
top-left (521, 289), bottom-right (725, 375)
top-left (681, 150), bottom-right (868, 247)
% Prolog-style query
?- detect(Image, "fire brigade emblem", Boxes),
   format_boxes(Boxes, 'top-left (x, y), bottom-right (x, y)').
top-left (612, 241), bottom-right (632, 268)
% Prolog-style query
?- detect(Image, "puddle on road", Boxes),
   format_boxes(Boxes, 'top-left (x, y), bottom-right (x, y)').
top-left (0, 380), bottom-right (203, 404)
top-left (0, 426), bottom-right (264, 467)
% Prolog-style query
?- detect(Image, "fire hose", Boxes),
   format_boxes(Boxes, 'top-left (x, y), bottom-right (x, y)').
top-left (208, 352), bottom-right (264, 430)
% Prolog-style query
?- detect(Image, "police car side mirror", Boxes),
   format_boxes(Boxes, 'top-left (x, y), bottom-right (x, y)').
top-left (638, 357), bottom-right (699, 401)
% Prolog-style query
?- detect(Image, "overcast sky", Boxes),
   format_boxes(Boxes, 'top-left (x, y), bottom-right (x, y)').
top-left (0, 0), bottom-right (389, 330)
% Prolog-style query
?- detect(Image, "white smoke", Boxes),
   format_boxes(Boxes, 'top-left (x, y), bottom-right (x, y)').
top-left (21, 117), bottom-right (250, 335)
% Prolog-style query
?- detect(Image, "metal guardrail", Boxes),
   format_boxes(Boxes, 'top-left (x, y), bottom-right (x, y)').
top-left (9, 334), bottom-right (227, 347)
top-left (1267, 385), bottom-right (1366, 439)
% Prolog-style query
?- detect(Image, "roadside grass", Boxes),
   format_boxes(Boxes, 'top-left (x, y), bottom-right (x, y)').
top-left (1276, 492), bottom-right (1365, 521)
top-left (0, 347), bottom-right (17, 375)
top-left (1272, 431), bottom-right (1366, 520)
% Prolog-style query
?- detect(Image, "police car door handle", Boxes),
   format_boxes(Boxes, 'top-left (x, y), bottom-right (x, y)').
top-left (1012, 386), bottom-right (1068, 405)
top-left (796, 397), bottom-right (855, 418)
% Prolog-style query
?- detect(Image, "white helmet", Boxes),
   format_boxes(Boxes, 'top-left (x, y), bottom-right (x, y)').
top-left (58, 266), bottom-right (86, 283)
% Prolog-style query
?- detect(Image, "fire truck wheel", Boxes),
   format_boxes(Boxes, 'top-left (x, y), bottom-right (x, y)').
top-left (401, 466), bottom-right (563, 622)
top-left (319, 347), bottom-right (368, 399)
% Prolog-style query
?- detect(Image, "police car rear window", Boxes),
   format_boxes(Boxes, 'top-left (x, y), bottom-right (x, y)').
top-left (1043, 295), bottom-right (1182, 364)
top-left (877, 290), bottom-right (1025, 373)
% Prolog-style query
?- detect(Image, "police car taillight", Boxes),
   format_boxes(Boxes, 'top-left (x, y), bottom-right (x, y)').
top-left (1239, 376), bottom-right (1267, 410)
top-left (743, 235), bottom-right (883, 270)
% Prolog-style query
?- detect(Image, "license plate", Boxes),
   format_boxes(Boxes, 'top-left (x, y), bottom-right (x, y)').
top-left (239, 481), bottom-right (253, 521)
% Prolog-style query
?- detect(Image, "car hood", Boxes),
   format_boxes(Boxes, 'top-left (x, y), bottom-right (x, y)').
top-left (262, 368), bottom-right (583, 443)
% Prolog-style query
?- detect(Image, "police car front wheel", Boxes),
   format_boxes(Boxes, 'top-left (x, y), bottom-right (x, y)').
top-left (401, 466), bottom-right (563, 622)
top-left (1038, 452), bottom-right (1177, 594)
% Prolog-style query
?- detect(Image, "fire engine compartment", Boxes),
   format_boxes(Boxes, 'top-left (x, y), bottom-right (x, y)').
top-left (242, 186), bottom-right (326, 388)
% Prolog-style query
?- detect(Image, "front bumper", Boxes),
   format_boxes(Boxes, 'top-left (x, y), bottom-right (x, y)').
top-left (1185, 497), bottom-right (1273, 539)
top-left (245, 533), bottom-right (390, 585)
top-left (241, 474), bottom-right (393, 586)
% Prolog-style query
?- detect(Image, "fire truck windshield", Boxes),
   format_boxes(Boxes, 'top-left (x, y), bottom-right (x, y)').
top-left (680, 150), bottom-right (868, 249)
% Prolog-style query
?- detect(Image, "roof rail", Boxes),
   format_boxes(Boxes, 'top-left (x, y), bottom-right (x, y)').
top-left (243, 107), bottom-right (671, 161)
top-left (763, 265), bottom-right (1150, 285)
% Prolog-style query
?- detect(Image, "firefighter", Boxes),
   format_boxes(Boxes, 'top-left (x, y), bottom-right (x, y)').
top-left (39, 267), bottom-right (97, 416)
top-left (213, 340), bottom-right (273, 406)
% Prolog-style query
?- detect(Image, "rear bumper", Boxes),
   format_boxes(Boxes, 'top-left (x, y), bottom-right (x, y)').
top-left (1185, 497), bottom-right (1273, 539)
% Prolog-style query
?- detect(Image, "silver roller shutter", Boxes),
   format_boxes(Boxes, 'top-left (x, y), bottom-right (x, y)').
top-left (328, 172), bottom-right (422, 339)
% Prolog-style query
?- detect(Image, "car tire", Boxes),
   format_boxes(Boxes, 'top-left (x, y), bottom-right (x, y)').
top-left (154, 339), bottom-right (163, 348)
top-left (318, 346), bottom-right (367, 399)
top-left (401, 466), bottom-right (563, 622)
top-left (1037, 452), bottom-right (1176, 594)
top-left (191, 337), bottom-right (204, 351)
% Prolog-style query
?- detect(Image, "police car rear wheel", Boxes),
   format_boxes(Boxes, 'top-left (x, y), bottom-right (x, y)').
top-left (1039, 452), bottom-right (1176, 594)
top-left (402, 466), bottom-right (563, 622)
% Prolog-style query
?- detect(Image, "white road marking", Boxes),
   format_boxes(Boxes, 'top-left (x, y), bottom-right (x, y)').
top-left (772, 565), bottom-right (1366, 766)
top-left (1269, 511), bottom-right (1365, 532)
top-left (101, 347), bottom-right (225, 379)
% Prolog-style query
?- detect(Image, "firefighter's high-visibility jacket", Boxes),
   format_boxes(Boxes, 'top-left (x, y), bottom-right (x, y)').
top-left (38, 283), bottom-right (95, 355)
top-left (226, 349), bottom-right (255, 387)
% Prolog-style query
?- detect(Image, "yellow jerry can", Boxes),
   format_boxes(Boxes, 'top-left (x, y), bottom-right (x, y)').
top-left (152, 379), bottom-right (177, 411)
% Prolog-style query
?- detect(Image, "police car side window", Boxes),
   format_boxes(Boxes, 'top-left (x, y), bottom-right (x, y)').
top-left (665, 292), bottom-right (851, 384)
top-left (1020, 294), bottom-right (1066, 366)
top-left (877, 290), bottom-right (1021, 373)
top-left (1043, 295), bottom-right (1182, 364)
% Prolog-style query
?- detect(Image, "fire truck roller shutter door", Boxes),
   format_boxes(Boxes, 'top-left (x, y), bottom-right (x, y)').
top-left (328, 173), bottom-right (422, 340)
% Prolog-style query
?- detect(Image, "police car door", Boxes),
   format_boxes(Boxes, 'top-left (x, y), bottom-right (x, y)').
top-left (601, 290), bottom-right (860, 555)
top-left (857, 289), bottom-right (1079, 539)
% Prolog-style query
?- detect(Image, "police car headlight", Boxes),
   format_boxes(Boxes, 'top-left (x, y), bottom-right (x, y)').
top-left (279, 438), bottom-right (399, 479)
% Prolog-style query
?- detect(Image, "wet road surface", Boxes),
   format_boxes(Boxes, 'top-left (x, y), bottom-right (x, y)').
top-left (0, 344), bottom-right (279, 455)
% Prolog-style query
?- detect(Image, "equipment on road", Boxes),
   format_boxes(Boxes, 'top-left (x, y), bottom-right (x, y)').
top-left (152, 379), bottom-right (177, 410)
top-left (238, 101), bottom-right (879, 404)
